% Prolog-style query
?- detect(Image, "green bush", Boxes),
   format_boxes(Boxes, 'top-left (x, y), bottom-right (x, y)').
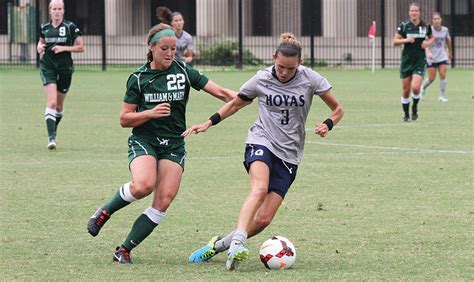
top-left (197, 40), bottom-right (263, 66)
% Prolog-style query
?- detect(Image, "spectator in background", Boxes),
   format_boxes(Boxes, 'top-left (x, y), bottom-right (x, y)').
top-left (156, 6), bottom-right (194, 64)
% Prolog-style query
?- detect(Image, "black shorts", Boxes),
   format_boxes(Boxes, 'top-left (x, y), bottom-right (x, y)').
top-left (39, 64), bottom-right (73, 94)
top-left (427, 60), bottom-right (448, 68)
top-left (243, 144), bottom-right (298, 199)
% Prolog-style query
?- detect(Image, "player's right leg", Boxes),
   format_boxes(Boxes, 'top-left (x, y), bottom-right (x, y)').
top-left (43, 83), bottom-right (58, 149)
top-left (421, 65), bottom-right (436, 99)
top-left (400, 74), bottom-right (412, 122)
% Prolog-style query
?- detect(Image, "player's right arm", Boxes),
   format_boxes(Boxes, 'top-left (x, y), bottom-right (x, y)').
top-left (119, 102), bottom-right (171, 128)
top-left (37, 37), bottom-right (46, 54)
top-left (393, 33), bottom-right (414, 46)
top-left (181, 95), bottom-right (251, 137)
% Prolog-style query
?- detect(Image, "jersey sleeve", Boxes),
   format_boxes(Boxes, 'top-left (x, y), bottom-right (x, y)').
top-left (238, 73), bottom-right (260, 100)
top-left (123, 74), bottom-right (141, 104)
top-left (39, 24), bottom-right (45, 39)
top-left (186, 65), bottom-right (209, 91)
top-left (186, 33), bottom-right (194, 49)
top-left (397, 22), bottom-right (405, 37)
top-left (310, 71), bottom-right (332, 96)
top-left (70, 22), bottom-right (82, 41)
top-left (426, 24), bottom-right (432, 38)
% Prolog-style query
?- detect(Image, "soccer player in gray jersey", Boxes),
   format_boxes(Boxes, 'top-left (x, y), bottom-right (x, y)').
top-left (183, 33), bottom-right (344, 271)
top-left (421, 13), bottom-right (452, 102)
top-left (156, 7), bottom-right (194, 64)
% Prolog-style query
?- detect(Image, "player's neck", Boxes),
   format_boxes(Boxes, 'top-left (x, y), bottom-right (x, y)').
top-left (51, 19), bottom-right (63, 28)
top-left (410, 19), bottom-right (420, 26)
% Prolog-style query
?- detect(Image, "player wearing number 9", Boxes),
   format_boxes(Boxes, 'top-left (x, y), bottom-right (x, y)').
top-left (184, 33), bottom-right (343, 271)
top-left (86, 24), bottom-right (236, 264)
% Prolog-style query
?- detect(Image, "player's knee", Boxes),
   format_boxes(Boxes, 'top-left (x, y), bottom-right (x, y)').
top-left (130, 181), bottom-right (154, 198)
top-left (412, 86), bottom-right (421, 94)
top-left (249, 186), bottom-right (268, 201)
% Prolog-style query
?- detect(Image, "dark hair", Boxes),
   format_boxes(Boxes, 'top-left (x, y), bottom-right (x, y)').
top-left (146, 23), bottom-right (174, 63)
top-left (156, 6), bottom-right (173, 25)
top-left (432, 12), bottom-right (442, 18)
top-left (275, 32), bottom-right (302, 59)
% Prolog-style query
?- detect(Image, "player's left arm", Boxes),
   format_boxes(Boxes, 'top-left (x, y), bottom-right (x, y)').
top-left (52, 36), bottom-right (85, 54)
top-left (314, 91), bottom-right (344, 138)
top-left (202, 80), bottom-right (237, 102)
top-left (446, 33), bottom-right (453, 60)
top-left (183, 48), bottom-right (193, 64)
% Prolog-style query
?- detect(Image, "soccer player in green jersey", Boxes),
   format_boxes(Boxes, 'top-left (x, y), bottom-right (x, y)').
top-left (37, 0), bottom-right (84, 149)
top-left (87, 23), bottom-right (236, 264)
top-left (393, 2), bottom-right (434, 122)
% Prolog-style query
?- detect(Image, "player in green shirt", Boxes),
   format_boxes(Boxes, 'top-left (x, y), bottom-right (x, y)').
top-left (393, 2), bottom-right (434, 122)
top-left (37, 0), bottom-right (84, 149)
top-left (87, 23), bottom-right (236, 264)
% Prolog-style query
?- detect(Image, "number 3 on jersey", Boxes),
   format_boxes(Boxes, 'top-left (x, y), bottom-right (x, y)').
top-left (167, 74), bottom-right (186, 90)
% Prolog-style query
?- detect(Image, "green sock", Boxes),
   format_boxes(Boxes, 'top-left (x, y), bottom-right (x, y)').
top-left (55, 111), bottom-right (64, 131)
top-left (102, 190), bottom-right (130, 215)
top-left (122, 214), bottom-right (158, 252)
top-left (45, 108), bottom-right (56, 141)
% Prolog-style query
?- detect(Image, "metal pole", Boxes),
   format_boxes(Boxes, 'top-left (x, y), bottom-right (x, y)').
top-left (101, 0), bottom-right (106, 71)
top-left (450, 0), bottom-right (455, 68)
top-left (35, 0), bottom-right (40, 68)
top-left (310, 0), bottom-right (315, 68)
top-left (380, 0), bottom-right (385, 69)
top-left (237, 0), bottom-right (243, 69)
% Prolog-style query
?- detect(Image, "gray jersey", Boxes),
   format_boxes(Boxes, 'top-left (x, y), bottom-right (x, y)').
top-left (176, 31), bottom-right (193, 60)
top-left (239, 65), bottom-right (332, 165)
top-left (428, 26), bottom-right (450, 64)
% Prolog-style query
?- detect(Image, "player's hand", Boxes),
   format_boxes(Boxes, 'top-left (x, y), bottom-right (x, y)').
top-left (421, 40), bottom-right (430, 49)
top-left (427, 52), bottom-right (433, 59)
top-left (314, 123), bottom-right (329, 138)
top-left (37, 43), bottom-right (45, 54)
top-left (147, 103), bottom-right (171, 119)
top-left (181, 121), bottom-right (212, 137)
top-left (51, 45), bottom-right (65, 54)
top-left (405, 36), bottom-right (415, 44)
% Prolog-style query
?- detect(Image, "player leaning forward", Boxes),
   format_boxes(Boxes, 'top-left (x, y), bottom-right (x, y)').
top-left (86, 24), bottom-right (235, 264)
top-left (37, 0), bottom-right (84, 149)
top-left (183, 33), bottom-right (344, 271)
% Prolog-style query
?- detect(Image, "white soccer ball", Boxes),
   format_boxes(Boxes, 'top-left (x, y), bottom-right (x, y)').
top-left (259, 236), bottom-right (296, 269)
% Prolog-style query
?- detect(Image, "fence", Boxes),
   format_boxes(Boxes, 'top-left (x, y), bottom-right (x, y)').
top-left (0, 0), bottom-right (473, 69)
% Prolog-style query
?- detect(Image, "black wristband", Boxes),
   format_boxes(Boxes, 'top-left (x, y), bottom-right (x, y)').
top-left (323, 118), bottom-right (334, 131)
top-left (209, 112), bottom-right (221, 126)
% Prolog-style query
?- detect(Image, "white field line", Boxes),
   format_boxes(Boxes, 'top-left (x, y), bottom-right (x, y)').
top-left (305, 140), bottom-right (472, 155)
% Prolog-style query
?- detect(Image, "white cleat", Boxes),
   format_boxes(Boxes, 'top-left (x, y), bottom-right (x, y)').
top-left (226, 246), bottom-right (249, 271)
top-left (47, 140), bottom-right (57, 150)
top-left (438, 96), bottom-right (448, 102)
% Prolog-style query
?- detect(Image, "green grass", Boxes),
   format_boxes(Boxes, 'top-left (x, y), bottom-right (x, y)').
top-left (1, 68), bottom-right (473, 280)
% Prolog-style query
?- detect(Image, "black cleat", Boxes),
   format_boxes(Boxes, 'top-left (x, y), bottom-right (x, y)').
top-left (113, 246), bottom-right (133, 264)
top-left (403, 116), bottom-right (410, 122)
top-left (87, 208), bottom-right (110, 237)
top-left (412, 112), bottom-right (418, 121)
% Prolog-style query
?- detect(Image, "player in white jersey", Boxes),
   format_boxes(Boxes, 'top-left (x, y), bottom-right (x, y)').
top-left (183, 33), bottom-right (344, 271)
top-left (421, 12), bottom-right (452, 102)
top-left (156, 6), bottom-right (194, 64)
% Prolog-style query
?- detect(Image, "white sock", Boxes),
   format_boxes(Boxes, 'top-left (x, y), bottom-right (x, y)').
top-left (439, 79), bottom-right (447, 97)
top-left (143, 206), bottom-right (166, 224)
top-left (228, 229), bottom-right (247, 254)
top-left (422, 79), bottom-right (432, 90)
top-left (119, 182), bottom-right (137, 202)
top-left (44, 107), bottom-right (56, 121)
top-left (214, 230), bottom-right (235, 252)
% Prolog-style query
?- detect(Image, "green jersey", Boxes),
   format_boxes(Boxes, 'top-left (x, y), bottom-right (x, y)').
top-left (124, 60), bottom-right (209, 144)
top-left (397, 21), bottom-right (432, 65)
top-left (40, 20), bottom-right (82, 69)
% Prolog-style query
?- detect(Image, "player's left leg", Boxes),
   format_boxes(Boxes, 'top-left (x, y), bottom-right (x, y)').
top-left (116, 159), bottom-right (182, 263)
top-left (410, 74), bottom-right (424, 121)
top-left (55, 72), bottom-right (72, 134)
top-left (438, 64), bottom-right (448, 102)
top-left (421, 66), bottom-right (436, 99)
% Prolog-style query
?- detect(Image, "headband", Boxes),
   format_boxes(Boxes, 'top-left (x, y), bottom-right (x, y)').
top-left (150, 29), bottom-right (176, 44)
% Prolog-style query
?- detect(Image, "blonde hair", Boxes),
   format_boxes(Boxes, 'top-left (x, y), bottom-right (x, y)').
top-left (49, 0), bottom-right (64, 8)
top-left (146, 24), bottom-right (174, 62)
top-left (275, 32), bottom-right (302, 59)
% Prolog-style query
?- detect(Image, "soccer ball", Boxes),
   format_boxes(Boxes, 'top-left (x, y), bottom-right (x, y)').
top-left (259, 236), bottom-right (296, 269)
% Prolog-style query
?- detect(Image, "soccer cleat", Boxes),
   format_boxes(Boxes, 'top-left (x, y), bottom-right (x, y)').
top-left (439, 96), bottom-right (448, 102)
top-left (411, 112), bottom-right (418, 121)
top-left (87, 208), bottom-right (110, 237)
top-left (113, 246), bottom-right (133, 264)
top-left (47, 139), bottom-right (57, 150)
top-left (403, 116), bottom-right (410, 122)
top-left (188, 236), bottom-right (222, 262)
top-left (226, 245), bottom-right (249, 271)
top-left (420, 88), bottom-right (426, 99)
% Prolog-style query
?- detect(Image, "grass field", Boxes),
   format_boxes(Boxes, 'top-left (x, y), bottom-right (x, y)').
top-left (0, 67), bottom-right (473, 280)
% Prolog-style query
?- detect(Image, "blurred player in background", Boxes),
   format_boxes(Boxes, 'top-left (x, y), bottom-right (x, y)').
top-left (86, 24), bottom-right (235, 264)
top-left (37, 0), bottom-right (84, 149)
top-left (183, 32), bottom-right (344, 271)
top-left (156, 6), bottom-right (194, 64)
top-left (393, 2), bottom-right (434, 122)
top-left (421, 12), bottom-right (452, 102)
